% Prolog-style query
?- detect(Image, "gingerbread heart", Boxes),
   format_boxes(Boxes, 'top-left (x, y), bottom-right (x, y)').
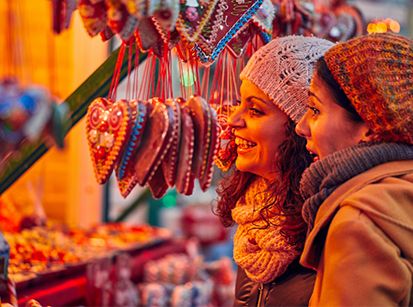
top-left (86, 98), bottom-right (131, 184)
top-left (134, 99), bottom-right (174, 186)
top-left (195, 0), bottom-right (263, 63)
top-left (252, 0), bottom-right (275, 36)
top-left (185, 96), bottom-right (211, 180)
top-left (150, 0), bottom-right (180, 32)
top-left (136, 17), bottom-right (166, 57)
top-left (226, 24), bottom-right (254, 58)
top-left (215, 125), bottom-right (237, 172)
top-left (116, 100), bottom-right (149, 198)
top-left (148, 166), bottom-right (169, 199)
top-left (176, 105), bottom-right (196, 195)
top-left (106, 0), bottom-right (139, 41)
top-left (78, 0), bottom-right (107, 37)
top-left (116, 100), bottom-right (148, 179)
top-left (121, 0), bottom-right (146, 19)
top-left (199, 104), bottom-right (218, 191)
top-left (161, 98), bottom-right (182, 187)
top-left (175, 0), bottom-right (220, 43)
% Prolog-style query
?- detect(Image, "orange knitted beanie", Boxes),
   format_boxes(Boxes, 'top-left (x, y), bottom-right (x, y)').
top-left (324, 33), bottom-right (413, 144)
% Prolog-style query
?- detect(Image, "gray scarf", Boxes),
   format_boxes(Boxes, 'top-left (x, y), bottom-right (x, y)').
top-left (300, 142), bottom-right (413, 232)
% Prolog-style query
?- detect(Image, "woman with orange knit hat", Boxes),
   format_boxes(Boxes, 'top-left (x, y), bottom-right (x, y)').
top-left (296, 32), bottom-right (413, 306)
top-left (215, 35), bottom-right (333, 306)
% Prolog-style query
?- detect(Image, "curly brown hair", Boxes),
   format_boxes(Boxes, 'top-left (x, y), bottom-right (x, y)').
top-left (215, 119), bottom-right (312, 245)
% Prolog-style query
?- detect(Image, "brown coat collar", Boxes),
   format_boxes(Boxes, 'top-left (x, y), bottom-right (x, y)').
top-left (300, 160), bottom-right (413, 270)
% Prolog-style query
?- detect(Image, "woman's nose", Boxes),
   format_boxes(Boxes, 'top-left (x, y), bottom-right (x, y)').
top-left (295, 111), bottom-right (310, 138)
top-left (227, 106), bottom-right (245, 128)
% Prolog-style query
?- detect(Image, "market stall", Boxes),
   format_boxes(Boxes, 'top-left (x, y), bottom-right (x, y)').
top-left (0, 0), bottom-right (369, 305)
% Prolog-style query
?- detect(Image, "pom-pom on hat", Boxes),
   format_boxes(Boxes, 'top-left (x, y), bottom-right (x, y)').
top-left (240, 35), bottom-right (333, 123)
top-left (324, 32), bottom-right (413, 145)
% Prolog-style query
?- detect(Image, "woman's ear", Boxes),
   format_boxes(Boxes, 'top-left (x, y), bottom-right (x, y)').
top-left (360, 125), bottom-right (374, 143)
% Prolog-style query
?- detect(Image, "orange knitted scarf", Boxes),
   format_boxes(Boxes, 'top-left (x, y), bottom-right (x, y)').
top-left (232, 177), bottom-right (302, 283)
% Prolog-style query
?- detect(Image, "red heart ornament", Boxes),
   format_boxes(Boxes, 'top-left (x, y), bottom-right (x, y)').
top-left (106, 1), bottom-right (139, 41)
top-left (176, 0), bottom-right (220, 42)
top-left (134, 99), bottom-right (175, 186)
top-left (199, 103), bottom-right (219, 191)
top-left (86, 98), bottom-right (131, 184)
top-left (252, 0), bottom-right (275, 35)
top-left (148, 166), bottom-right (169, 199)
top-left (226, 23), bottom-right (254, 58)
top-left (116, 100), bottom-right (149, 198)
top-left (161, 99), bottom-right (182, 187)
top-left (185, 96), bottom-right (211, 180)
top-left (78, 0), bottom-right (107, 37)
top-left (135, 17), bottom-right (166, 57)
top-left (185, 96), bottom-right (219, 191)
top-left (176, 105), bottom-right (196, 195)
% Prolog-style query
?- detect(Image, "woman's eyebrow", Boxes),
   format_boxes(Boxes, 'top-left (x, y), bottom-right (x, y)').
top-left (308, 91), bottom-right (323, 104)
top-left (246, 96), bottom-right (270, 105)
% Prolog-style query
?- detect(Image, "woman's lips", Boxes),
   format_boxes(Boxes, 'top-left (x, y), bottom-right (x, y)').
top-left (235, 136), bottom-right (256, 154)
top-left (306, 147), bottom-right (319, 162)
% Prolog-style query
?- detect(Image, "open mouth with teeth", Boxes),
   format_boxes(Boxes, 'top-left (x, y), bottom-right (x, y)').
top-left (307, 147), bottom-right (319, 162)
top-left (235, 137), bottom-right (257, 151)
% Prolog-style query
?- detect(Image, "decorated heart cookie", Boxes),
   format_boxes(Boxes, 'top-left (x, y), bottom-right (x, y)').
top-left (106, 0), bottom-right (139, 41)
top-left (136, 17), bottom-right (166, 56)
top-left (176, 105), bottom-right (196, 195)
top-left (134, 99), bottom-right (174, 186)
top-left (175, 0), bottom-right (220, 43)
top-left (116, 101), bottom-right (148, 198)
top-left (78, 0), bottom-right (107, 37)
top-left (215, 125), bottom-right (237, 172)
top-left (185, 96), bottom-right (211, 180)
top-left (226, 24), bottom-right (254, 58)
top-left (116, 100), bottom-right (148, 179)
top-left (150, 0), bottom-right (180, 33)
top-left (121, 0), bottom-right (146, 19)
top-left (52, 0), bottom-right (77, 34)
top-left (161, 99), bottom-right (182, 187)
top-left (199, 104), bottom-right (218, 191)
top-left (195, 0), bottom-right (263, 63)
top-left (252, 0), bottom-right (275, 36)
top-left (86, 97), bottom-right (131, 184)
top-left (148, 166), bottom-right (169, 199)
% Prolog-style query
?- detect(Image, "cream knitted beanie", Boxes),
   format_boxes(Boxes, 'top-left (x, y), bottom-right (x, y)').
top-left (240, 35), bottom-right (333, 123)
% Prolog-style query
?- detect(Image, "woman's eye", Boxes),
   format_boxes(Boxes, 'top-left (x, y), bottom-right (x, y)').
top-left (308, 106), bottom-right (320, 116)
top-left (248, 107), bottom-right (264, 116)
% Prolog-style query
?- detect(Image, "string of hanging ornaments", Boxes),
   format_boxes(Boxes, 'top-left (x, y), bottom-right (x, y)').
top-left (53, 0), bottom-right (364, 198)
top-left (0, 2), bottom-right (68, 166)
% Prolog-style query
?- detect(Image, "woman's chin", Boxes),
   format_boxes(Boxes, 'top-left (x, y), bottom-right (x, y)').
top-left (235, 160), bottom-right (267, 178)
top-left (235, 159), bottom-right (254, 174)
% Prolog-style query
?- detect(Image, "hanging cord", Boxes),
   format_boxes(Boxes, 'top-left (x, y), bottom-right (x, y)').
top-left (47, 18), bottom-right (57, 95)
top-left (125, 40), bottom-right (134, 101)
top-left (108, 42), bottom-right (126, 101)
top-left (5, 1), bottom-right (18, 77)
top-left (200, 65), bottom-right (210, 99)
top-left (132, 42), bottom-right (140, 99)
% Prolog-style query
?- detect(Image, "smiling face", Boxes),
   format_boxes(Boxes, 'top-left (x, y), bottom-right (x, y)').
top-left (228, 79), bottom-right (289, 180)
top-left (295, 72), bottom-right (370, 160)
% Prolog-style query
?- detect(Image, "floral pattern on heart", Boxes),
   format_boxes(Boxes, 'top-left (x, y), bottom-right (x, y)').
top-left (86, 97), bottom-right (131, 184)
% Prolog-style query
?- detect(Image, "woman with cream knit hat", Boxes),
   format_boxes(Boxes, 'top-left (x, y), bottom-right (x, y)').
top-left (296, 32), bottom-right (413, 306)
top-left (215, 35), bottom-right (333, 306)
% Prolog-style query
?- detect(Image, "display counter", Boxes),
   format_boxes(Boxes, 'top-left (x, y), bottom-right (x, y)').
top-left (16, 239), bottom-right (187, 306)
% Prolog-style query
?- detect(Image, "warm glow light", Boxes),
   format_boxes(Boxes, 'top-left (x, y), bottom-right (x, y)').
top-left (366, 18), bottom-right (401, 34)
top-left (376, 22), bottom-right (388, 33)
top-left (367, 23), bottom-right (376, 34)
top-left (389, 20), bottom-right (400, 33)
